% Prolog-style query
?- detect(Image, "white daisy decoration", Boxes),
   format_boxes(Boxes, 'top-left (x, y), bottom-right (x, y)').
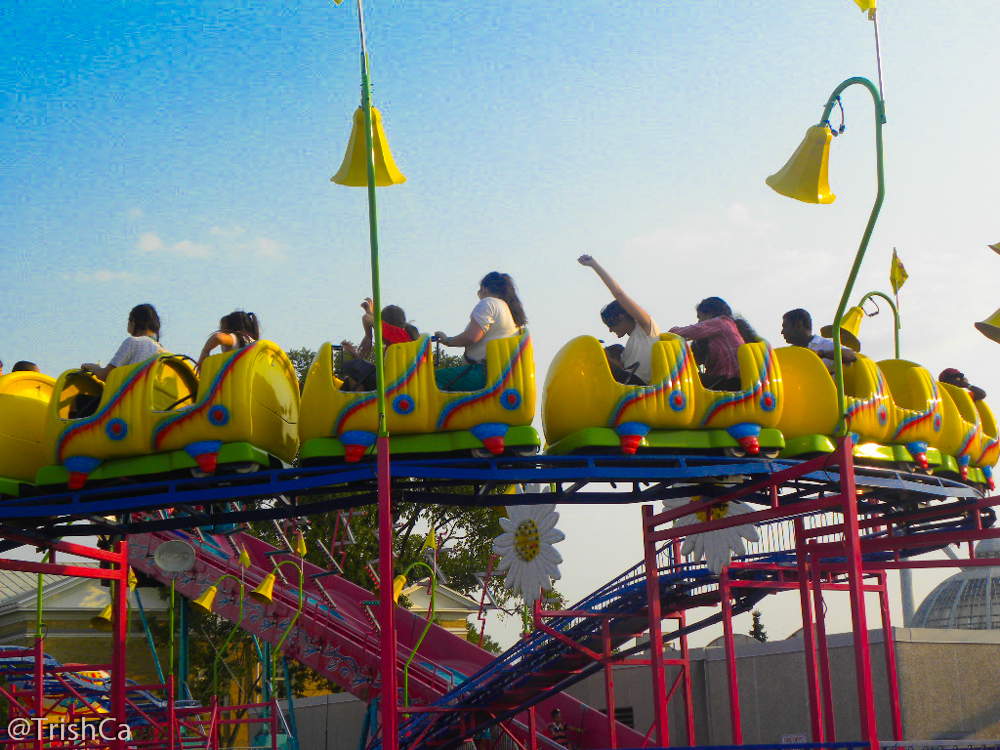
top-left (493, 503), bottom-right (565, 606)
top-left (663, 496), bottom-right (760, 574)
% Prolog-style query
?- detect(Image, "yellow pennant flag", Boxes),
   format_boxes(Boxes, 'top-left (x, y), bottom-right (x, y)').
top-left (420, 528), bottom-right (437, 553)
top-left (853, 0), bottom-right (877, 11)
top-left (890, 248), bottom-right (908, 294)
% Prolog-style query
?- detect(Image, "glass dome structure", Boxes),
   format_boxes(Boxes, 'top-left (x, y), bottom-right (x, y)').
top-left (911, 538), bottom-right (1000, 630)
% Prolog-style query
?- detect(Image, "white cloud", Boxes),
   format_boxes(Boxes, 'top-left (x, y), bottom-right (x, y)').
top-left (68, 270), bottom-right (138, 283)
top-left (630, 202), bottom-right (777, 257)
top-left (136, 232), bottom-right (164, 253)
top-left (210, 225), bottom-right (246, 238)
top-left (171, 240), bottom-right (211, 258)
top-left (126, 207), bottom-right (144, 220)
top-left (135, 232), bottom-right (210, 258)
top-left (249, 237), bottom-right (285, 261)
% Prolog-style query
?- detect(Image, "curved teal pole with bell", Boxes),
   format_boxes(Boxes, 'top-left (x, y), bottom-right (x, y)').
top-left (769, 76), bottom-right (886, 438)
top-left (822, 77), bottom-right (886, 437)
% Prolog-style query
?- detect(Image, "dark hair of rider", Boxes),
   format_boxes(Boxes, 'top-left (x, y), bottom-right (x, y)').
top-left (382, 305), bottom-right (419, 341)
top-left (220, 311), bottom-right (260, 343)
top-left (480, 272), bottom-right (527, 327)
top-left (696, 297), bottom-right (760, 344)
top-left (783, 308), bottom-right (812, 330)
top-left (129, 304), bottom-right (161, 341)
top-left (600, 300), bottom-right (633, 327)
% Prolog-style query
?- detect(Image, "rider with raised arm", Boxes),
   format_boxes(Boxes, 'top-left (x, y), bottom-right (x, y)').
top-left (578, 255), bottom-right (660, 386)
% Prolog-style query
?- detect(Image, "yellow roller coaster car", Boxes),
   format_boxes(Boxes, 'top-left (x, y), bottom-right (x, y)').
top-left (299, 332), bottom-right (539, 462)
top-left (0, 371), bottom-right (56, 497)
top-left (542, 334), bottom-right (784, 456)
top-left (38, 342), bottom-right (299, 490)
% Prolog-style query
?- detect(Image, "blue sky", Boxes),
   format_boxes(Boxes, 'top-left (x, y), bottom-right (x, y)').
top-left (3, 1), bottom-right (1000, 646)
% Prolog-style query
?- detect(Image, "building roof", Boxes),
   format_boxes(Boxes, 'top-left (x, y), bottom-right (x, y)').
top-left (911, 540), bottom-right (1000, 630)
top-left (0, 566), bottom-right (166, 616)
top-left (402, 578), bottom-right (481, 618)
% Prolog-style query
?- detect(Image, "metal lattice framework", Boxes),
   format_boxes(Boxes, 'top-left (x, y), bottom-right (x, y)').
top-left (2, 445), bottom-right (998, 750)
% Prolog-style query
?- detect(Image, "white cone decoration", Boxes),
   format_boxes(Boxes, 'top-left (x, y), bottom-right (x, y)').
top-left (493, 503), bottom-right (564, 606)
top-left (663, 496), bottom-right (760, 574)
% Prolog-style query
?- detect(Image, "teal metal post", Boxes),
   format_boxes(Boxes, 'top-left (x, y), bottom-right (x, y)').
top-left (820, 77), bottom-right (886, 436)
top-left (263, 642), bottom-right (273, 703)
top-left (134, 590), bottom-right (166, 683)
top-left (281, 657), bottom-right (300, 750)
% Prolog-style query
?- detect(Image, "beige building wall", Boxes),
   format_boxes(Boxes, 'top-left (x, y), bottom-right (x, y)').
top-left (282, 627), bottom-right (1000, 747)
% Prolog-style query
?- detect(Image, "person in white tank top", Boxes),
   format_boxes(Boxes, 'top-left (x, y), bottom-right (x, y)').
top-left (81, 303), bottom-right (166, 381)
top-left (578, 255), bottom-right (660, 386)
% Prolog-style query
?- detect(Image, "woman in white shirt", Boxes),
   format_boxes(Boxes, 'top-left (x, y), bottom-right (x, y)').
top-left (578, 255), bottom-right (660, 385)
top-left (81, 303), bottom-right (166, 381)
top-left (434, 272), bottom-right (527, 391)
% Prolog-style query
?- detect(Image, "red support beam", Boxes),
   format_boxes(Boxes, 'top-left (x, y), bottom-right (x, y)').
top-left (795, 518), bottom-right (825, 743)
top-left (812, 561), bottom-right (836, 741)
top-left (673, 539), bottom-right (695, 747)
top-left (377, 435), bottom-right (398, 750)
top-left (838, 441), bottom-right (879, 748)
top-left (111, 539), bottom-right (129, 750)
top-left (641, 505), bottom-right (669, 747)
top-left (878, 573), bottom-right (902, 741)
top-left (719, 568), bottom-right (741, 744)
top-left (602, 619), bottom-right (617, 749)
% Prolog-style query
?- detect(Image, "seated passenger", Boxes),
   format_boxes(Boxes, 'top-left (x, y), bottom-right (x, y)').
top-left (11, 361), bottom-right (40, 373)
top-left (780, 308), bottom-right (856, 373)
top-left (669, 297), bottom-right (758, 391)
top-left (81, 303), bottom-right (166, 381)
top-left (940, 368), bottom-right (987, 402)
top-left (340, 299), bottom-right (419, 392)
top-left (435, 272), bottom-right (526, 392)
top-left (604, 344), bottom-right (644, 385)
top-left (196, 311), bottom-right (260, 370)
top-left (578, 255), bottom-right (660, 386)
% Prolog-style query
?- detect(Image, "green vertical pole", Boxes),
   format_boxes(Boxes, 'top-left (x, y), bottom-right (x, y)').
top-left (169, 579), bottom-right (175, 686)
top-left (355, 4), bottom-right (387, 428)
top-left (352, 5), bottom-right (397, 750)
top-left (35, 552), bottom-right (48, 640)
top-left (178, 597), bottom-right (189, 699)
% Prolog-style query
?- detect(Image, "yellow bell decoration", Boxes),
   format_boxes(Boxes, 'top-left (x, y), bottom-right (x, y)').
top-left (90, 604), bottom-right (113, 632)
top-left (853, 0), bottom-right (876, 11)
top-left (239, 546), bottom-right (251, 569)
top-left (331, 106), bottom-right (406, 187)
top-left (191, 585), bottom-right (219, 615)
top-left (820, 306), bottom-right (864, 352)
top-left (128, 569), bottom-right (138, 591)
top-left (766, 125), bottom-right (836, 205)
top-left (975, 308), bottom-right (1000, 344)
top-left (988, 242), bottom-right (1000, 255)
top-left (392, 575), bottom-right (407, 604)
top-left (250, 573), bottom-right (276, 605)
